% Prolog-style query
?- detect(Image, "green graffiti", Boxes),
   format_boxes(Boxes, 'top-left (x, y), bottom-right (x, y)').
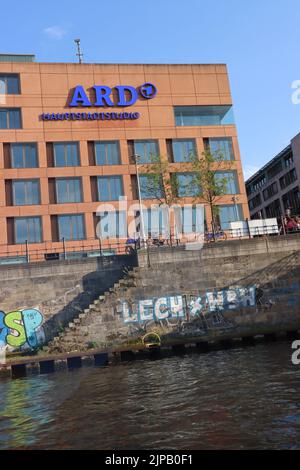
top-left (4, 311), bottom-right (26, 348)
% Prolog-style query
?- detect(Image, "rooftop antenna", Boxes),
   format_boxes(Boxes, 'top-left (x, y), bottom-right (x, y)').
top-left (74, 39), bottom-right (83, 64)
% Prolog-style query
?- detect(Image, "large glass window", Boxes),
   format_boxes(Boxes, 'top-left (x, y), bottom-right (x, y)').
top-left (14, 216), bottom-right (42, 243)
top-left (0, 74), bottom-right (20, 94)
top-left (133, 140), bottom-right (159, 163)
top-left (139, 174), bottom-right (164, 199)
top-left (214, 171), bottom-right (239, 194)
top-left (12, 180), bottom-right (40, 205)
top-left (175, 173), bottom-right (199, 197)
top-left (176, 206), bottom-right (205, 234)
top-left (95, 141), bottom-right (120, 165)
top-left (0, 108), bottom-right (21, 129)
top-left (11, 143), bottom-right (38, 168)
top-left (172, 139), bottom-right (197, 162)
top-left (174, 105), bottom-right (235, 126)
top-left (207, 138), bottom-right (234, 161)
top-left (56, 178), bottom-right (82, 203)
top-left (136, 207), bottom-right (169, 237)
top-left (58, 214), bottom-right (85, 240)
top-left (216, 204), bottom-right (243, 229)
top-left (97, 211), bottom-right (127, 238)
top-left (53, 142), bottom-right (79, 167)
top-left (97, 176), bottom-right (124, 201)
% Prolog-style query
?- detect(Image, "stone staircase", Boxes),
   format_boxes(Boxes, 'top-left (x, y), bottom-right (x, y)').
top-left (46, 268), bottom-right (140, 353)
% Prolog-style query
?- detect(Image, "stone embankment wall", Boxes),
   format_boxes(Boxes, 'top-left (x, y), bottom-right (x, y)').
top-left (0, 254), bottom-right (137, 347)
top-left (46, 235), bottom-right (300, 353)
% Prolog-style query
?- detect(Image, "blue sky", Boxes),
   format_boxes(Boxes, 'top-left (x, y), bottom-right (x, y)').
top-left (2, 0), bottom-right (300, 179)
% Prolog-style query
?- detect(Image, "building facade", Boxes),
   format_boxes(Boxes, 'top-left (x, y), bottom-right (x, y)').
top-left (0, 56), bottom-right (248, 261)
top-left (246, 133), bottom-right (300, 220)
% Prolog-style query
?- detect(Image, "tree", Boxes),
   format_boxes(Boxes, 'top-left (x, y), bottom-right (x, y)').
top-left (135, 149), bottom-right (234, 243)
top-left (187, 148), bottom-right (234, 239)
top-left (134, 155), bottom-right (181, 244)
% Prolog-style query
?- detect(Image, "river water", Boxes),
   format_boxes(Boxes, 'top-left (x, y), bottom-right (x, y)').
top-left (0, 341), bottom-right (300, 450)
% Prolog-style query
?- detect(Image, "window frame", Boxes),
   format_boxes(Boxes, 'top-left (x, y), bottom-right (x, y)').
top-left (133, 140), bottom-right (160, 164)
top-left (0, 73), bottom-right (20, 94)
top-left (55, 177), bottom-right (83, 204)
top-left (57, 214), bottom-right (86, 241)
top-left (97, 175), bottom-right (124, 201)
top-left (0, 108), bottom-right (22, 129)
top-left (11, 143), bottom-right (38, 168)
top-left (14, 216), bottom-right (42, 244)
top-left (53, 142), bottom-right (80, 167)
top-left (171, 138), bottom-right (197, 163)
top-left (12, 179), bottom-right (40, 206)
top-left (94, 140), bottom-right (121, 166)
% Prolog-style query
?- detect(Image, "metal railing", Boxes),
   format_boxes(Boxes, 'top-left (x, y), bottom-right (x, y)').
top-left (0, 220), bottom-right (299, 266)
top-left (0, 238), bottom-right (136, 266)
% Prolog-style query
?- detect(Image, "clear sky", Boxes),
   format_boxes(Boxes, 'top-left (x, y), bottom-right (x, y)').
top-left (1, 0), bottom-right (299, 180)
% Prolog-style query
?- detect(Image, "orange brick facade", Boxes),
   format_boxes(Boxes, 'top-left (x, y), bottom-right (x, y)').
top-left (0, 62), bottom-right (249, 260)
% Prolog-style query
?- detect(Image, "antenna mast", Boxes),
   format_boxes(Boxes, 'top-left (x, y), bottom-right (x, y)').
top-left (74, 39), bottom-right (83, 64)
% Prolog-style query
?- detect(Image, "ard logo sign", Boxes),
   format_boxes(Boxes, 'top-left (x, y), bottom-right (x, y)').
top-left (41, 83), bottom-right (157, 122)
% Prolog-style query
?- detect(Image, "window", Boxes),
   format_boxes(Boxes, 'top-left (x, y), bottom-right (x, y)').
top-left (214, 171), bottom-right (239, 194)
top-left (252, 175), bottom-right (266, 192)
top-left (135, 207), bottom-right (169, 237)
top-left (53, 142), bottom-right (79, 167)
top-left (14, 217), bottom-right (42, 243)
top-left (12, 180), bottom-right (40, 205)
top-left (249, 194), bottom-right (262, 211)
top-left (216, 204), bottom-right (243, 230)
top-left (284, 153), bottom-right (293, 168)
top-left (282, 187), bottom-right (300, 213)
top-left (58, 214), bottom-right (85, 240)
top-left (206, 138), bottom-right (234, 161)
top-left (0, 108), bottom-right (21, 129)
top-left (175, 173), bottom-right (199, 197)
top-left (171, 139), bottom-right (197, 162)
top-left (265, 199), bottom-right (281, 218)
top-left (279, 169), bottom-right (297, 190)
top-left (133, 140), bottom-right (159, 163)
top-left (56, 178), bottom-right (82, 203)
top-left (0, 74), bottom-right (20, 94)
top-left (176, 206), bottom-right (205, 234)
top-left (267, 161), bottom-right (282, 179)
top-left (97, 176), bottom-right (124, 201)
top-left (263, 182), bottom-right (278, 201)
top-left (96, 211), bottom-right (127, 238)
top-left (139, 174), bottom-right (163, 199)
top-left (174, 105), bottom-right (235, 126)
top-left (11, 143), bottom-right (38, 168)
top-left (95, 141), bottom-right (120, 165)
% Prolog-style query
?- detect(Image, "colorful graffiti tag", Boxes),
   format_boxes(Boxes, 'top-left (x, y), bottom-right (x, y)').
top-left (121, 286), bottom-right (256, 324)
top-left (0, 309), bottom-right (45, 350)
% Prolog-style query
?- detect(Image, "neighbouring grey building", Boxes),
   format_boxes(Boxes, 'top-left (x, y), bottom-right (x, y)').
top-left (246, 132), bottom-right (300, 219)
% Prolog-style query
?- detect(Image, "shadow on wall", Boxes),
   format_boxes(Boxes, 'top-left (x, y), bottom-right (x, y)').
top-left (118, 249), bottom-right (300, 342)
top-left (42, 254), bottom-right (138, 343)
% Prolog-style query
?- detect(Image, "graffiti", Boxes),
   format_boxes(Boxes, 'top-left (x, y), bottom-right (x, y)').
top-left (0, 309), bottom-right (45, 350)
top-left (255, 287), bottom-right (276, 311)
top-left (121, 286), bottom-right (257, 325)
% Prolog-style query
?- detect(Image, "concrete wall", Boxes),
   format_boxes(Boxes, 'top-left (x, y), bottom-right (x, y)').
top-left (47, 235), bottom-right (300, 353)
top-left (0, 253), bottom-right (137, 347)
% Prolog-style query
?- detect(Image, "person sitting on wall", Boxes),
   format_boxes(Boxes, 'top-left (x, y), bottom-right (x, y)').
top-left (284, 216), bottom-right (298, 233)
